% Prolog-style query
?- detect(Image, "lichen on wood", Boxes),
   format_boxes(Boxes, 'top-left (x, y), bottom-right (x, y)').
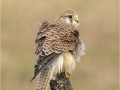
top-left (50, 73), bottom-right (73, 90)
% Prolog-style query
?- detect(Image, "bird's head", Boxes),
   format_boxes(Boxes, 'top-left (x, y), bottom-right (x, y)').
top-left (57, 8), bottom-right (80, 28)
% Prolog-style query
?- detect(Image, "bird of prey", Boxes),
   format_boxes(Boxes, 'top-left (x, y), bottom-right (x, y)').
top-left (31, 8), bottom-right (85, 90)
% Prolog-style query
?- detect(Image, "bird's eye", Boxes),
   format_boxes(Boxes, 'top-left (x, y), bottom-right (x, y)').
top-left (69, 15), bottom-right (72, 18)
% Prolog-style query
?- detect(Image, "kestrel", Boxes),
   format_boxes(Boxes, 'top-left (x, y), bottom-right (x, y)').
top-left (31, 8), bottom-right (85, 90)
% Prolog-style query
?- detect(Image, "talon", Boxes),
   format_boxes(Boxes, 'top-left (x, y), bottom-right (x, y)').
top-left (65, 72), bottom-right (70, 77)
top-left (62, 70), bottom-right (70, 77)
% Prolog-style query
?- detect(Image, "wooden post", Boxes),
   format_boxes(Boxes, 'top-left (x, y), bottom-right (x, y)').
top-left (50, 73), bottom-right (73, 90)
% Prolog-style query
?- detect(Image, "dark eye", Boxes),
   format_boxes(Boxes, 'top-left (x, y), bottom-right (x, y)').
top-left (69, 15), bottom-right (72, 18)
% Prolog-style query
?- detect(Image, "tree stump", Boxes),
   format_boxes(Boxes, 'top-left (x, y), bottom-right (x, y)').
top-left (50, 73), bottom-right (73, 90)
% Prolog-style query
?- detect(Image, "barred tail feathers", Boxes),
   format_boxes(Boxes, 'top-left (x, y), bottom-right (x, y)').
top-left (35, 65), bottom-right (55, 90)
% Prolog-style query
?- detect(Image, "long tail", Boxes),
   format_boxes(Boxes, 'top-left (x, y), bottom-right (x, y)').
top-left (35, 65), bottom-right (55, 90)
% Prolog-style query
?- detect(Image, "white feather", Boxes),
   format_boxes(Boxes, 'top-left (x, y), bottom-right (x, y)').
top-left (52, 55), bottom-right (63, 80)
top-left (65, 17), bottom-right (71, 24)
top-left (52, 52), bottom-right (76, 80)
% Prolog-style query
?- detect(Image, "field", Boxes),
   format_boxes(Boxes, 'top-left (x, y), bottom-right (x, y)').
top-left (1, 0), bottom-right (119, 90)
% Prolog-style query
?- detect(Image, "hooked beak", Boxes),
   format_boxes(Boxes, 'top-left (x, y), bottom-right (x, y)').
top-left (73, 15), bottom-right (80, 24)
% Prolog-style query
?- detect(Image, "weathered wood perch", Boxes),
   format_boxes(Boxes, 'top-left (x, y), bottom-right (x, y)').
top-left (50, 73), bottom-right (73, 90)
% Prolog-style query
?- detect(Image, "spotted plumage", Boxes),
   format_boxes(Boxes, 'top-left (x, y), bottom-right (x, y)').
top-left (31, 8), bottom-right (85, 90)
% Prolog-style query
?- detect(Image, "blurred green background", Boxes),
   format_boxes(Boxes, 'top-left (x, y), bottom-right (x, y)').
top-left (1, 0), bottom-right (119, 90)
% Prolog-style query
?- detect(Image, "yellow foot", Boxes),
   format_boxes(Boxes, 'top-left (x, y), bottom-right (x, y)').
top-left (65, 71), bottom-right (70, 77)
top-left (61, 70), bottom-right (70, 77)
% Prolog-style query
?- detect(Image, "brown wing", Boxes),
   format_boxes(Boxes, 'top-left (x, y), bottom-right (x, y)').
top-left (31, 20), bottom-right (79, 81)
